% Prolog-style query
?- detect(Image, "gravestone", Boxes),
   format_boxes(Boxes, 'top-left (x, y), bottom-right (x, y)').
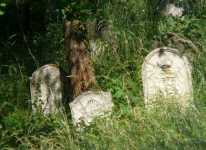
top-left (86, 21), bottom-right (101, 56)
top-left (86, 21), bottom-right (118, 57)
top-left (157, 0), bottom-right (188, 20)
top-left (69, 91), bottom-right (113, 127)
top-left (142, 47), bottom-right (194, 108)
top-left (29, 64), bottom-right (72, 115)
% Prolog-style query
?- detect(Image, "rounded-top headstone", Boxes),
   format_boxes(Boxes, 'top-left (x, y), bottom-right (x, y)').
top-left (142, 47), bottom-right (194, 108)
top-left (29, 64), bottom-right (72, 115)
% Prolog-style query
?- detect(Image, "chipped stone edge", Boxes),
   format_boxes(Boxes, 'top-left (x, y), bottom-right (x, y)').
top-left (69, 91), bottom-right (113, 127)
top-left (142, 47), bottom-right (194, 107)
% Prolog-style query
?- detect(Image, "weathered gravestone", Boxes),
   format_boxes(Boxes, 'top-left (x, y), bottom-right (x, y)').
top-left (86, 21), bottom-right (118, 57)
top-left (86, 21), bottom-right (101, 57)
top-left (157, 0), bottom-right (189, 20)
top-left (69, 91), bottom-right (113, 127)
top-left (142, 47), bottom-right (194, 108)
top-left (29, 64), bottom-right (72, 115)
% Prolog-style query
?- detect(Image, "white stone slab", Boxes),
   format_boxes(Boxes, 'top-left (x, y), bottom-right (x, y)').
top-left (69, 91), bottom-right (113, 126)
top-left (142, 47), bottom-right (194, 108)
top-left (29, 64), bottom-right (71, 115)
top-left (158, 0), bottom-right (186, 20)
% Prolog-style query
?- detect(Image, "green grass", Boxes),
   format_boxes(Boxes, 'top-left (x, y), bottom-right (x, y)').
top-left (2, 104), bottom-right (204, 149)
top-left (1, 0), bottom-right (206, 149)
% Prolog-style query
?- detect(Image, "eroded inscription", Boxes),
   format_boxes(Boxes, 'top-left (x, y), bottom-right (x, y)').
top-left (69, 91), bottom-right (113, 126)
top-left (142, 47), bottom-right (194, 108)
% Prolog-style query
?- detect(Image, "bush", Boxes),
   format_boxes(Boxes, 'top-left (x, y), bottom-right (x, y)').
top-left (0, 0), bottom-right (206, 149)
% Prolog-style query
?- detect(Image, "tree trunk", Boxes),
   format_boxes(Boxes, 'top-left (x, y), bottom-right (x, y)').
top-left (63, 19), bottom-right (99, 98)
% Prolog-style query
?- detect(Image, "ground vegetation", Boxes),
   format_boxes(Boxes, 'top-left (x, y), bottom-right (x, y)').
top-left (0, 0), bottom-right (206, 149)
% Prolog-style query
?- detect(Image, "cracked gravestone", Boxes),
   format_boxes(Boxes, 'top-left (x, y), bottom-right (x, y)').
top-left (142, 47), bottom-right (194, 108)
top-left (69, 91), bottom-right (113, 127)
top-left (29, 64), bottom-right (72, 115)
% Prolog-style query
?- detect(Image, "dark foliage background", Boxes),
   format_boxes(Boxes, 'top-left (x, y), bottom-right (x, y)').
top-left (0, 0), bottom-right (206, 149)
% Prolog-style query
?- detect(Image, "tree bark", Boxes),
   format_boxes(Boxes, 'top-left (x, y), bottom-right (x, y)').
top-left (63, 19), bottom-right (99, 98)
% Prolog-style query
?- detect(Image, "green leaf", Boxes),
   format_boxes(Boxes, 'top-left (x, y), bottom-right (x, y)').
top-left (33, 40), bottom-right (37, 45)
top-left (128, 35), bottom-right (132, 41)
top-left (108, 88), bottom-right (114, 92)
top-left (0, 3), bottom-right (6, 7)
top-left (113, 91), bottom-right (123, 98)
top-left (12, 65), bottom-right (17, 72)
top-left (111, 79), bottom-right (116, 83)
top-left (0, 11), bottom-right (4, 15)
top-left (23, 75), bottom-right (28, 78)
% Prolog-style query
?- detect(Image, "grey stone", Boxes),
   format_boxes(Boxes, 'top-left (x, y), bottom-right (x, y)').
top-left (29, 64), bottom-right (72, 115)
top-left (69, 91), bottom-right (113, 126)
top-left (142, 47), bottom-right (194, 108)
top-left (86, 21), bottom-right (118, 57)
top-left (157, 0), bottom-right (188, 20)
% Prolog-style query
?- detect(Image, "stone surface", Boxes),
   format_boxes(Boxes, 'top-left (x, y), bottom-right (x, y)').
top-left (86, 21), bottom-right (118, 57)
top-left (142, 47), bottom-right (194, 108)
top-left (157, 0), bottom-right (187, 20)
top-left (69, 91), bottom-right (113, 126)
top-left (29, 64), bottom-right (72, 115)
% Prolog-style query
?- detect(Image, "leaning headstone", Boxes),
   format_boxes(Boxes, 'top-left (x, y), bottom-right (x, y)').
top-left (86, 21), bottom-right (101, 56)
top-left (86, 21), bottom-right (118, 57)
top-left (142, 47), bottom-right (194, 108)
top-left (29, 64), bottom-right (72, 115)
top-left (157, 0), bottom-right (188, 20)
top-left (69, 91), bottom-right (113, 127)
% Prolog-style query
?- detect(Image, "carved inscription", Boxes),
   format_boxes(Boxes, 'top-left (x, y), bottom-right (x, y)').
top-left (142, 47), bottom-right (194, 108)
top-left (69, 91), bottom-right (113, 126)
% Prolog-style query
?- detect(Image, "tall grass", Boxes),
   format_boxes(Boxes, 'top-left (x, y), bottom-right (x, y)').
top-left (10, 104), bottom-right (206, 149)
top-left (1, 0), bottom-right (206, 149)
